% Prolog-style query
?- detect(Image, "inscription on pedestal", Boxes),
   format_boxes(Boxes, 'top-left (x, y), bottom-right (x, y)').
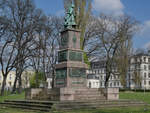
top-left (69, 68), bottom-right (86, 78)
top-left (56, 68), bottom-right (67, 79)
top-left (58, 51), bottom-right (67, 62)
top-left (69, 51), bottom-right (82, 61)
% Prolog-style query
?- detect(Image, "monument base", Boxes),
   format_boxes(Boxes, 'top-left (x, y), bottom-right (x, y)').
top-left (25, 88), bottom-right (119, 101)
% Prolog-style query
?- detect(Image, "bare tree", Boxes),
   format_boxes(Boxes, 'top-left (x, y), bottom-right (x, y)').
top-left (0, 0), bottom-right (47, 94)
top-left (0, 25), bottom-right (17, 95)
top-left (30, 16), bottom-right (63, 88)
top-left (87, 14), bottom-right (138, 88)
top-left (116, 38), bottom-right (132, 88)
top-left (132, 70), bottom-right (142, 90)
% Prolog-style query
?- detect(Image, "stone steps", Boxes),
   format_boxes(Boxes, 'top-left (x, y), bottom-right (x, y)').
top-left (4, 100), bottom-right (54, 104)
top-left (58, 99), bottom-right (144, 104)
top-left (0, 100), bottom-right (54, 112)
top-left (56, 104), bottom-right (147, 110)
top-left (0, 99), bottom-right (148, 111)
top-left (55, 100), bottom-right (148, 110)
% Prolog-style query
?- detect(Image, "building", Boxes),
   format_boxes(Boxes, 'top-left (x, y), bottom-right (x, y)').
top-left (87, 74), bottom-right (100, 88)
top-left (87, 60), bottom-right (122, 88)
top-left (0, 70), bottom-right (33, 91)
top-left (127, 53), bottom-right (150, 89)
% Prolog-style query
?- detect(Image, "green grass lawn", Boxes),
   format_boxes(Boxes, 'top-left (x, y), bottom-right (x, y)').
top-left (0, 92), bottom-right (25, 102)
top-left (0, 107), bottom-right (150, 113)
top-left (120, 91), bottom-right (150, 104)
top-left (0, 91), bottom-right (150, 113)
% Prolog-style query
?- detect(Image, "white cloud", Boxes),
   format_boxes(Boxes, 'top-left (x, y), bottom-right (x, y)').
top-left (93, 0), bottom-right (124, 16)
top-left (140, 20), bottom-right (150, 38)
top-left (144, 42), bottom-right (150, 49)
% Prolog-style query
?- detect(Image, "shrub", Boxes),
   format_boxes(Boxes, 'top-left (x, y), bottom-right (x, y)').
top-left (30, 72), bottom-right (45, 88)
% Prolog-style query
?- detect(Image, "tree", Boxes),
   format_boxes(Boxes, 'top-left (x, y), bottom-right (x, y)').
top-left (116, 36), bottom-right (132, 88)
top-left (87, 14), bottom-right (138, 88)
top-left (0, 27), bottom-right (16, 96)
top-left (0, 4), bottom-right (17, 95)
top-left (132, 70), bottom-right (142, 90)
top-left (0, 0), bottom-right (47, 94)
top-left (30, 16), bottom-right (63, 88)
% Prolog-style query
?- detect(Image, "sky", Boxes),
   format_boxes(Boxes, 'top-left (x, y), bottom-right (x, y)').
top-left (34, 0), bottom-right (150, 50)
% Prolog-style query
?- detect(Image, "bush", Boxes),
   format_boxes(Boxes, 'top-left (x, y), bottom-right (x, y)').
top-left (83, 52), bottom-right (90, 67)
top-left (30, 72), bottom-right (45, 88)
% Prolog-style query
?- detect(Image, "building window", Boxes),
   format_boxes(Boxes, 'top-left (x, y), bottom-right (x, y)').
top-left (149, 65), bottom-right (150, 70)
top-left (114, 82), bottom-right (116, 87)
top-left (149, 81), bottom-right (150, 85)
top-left (110, 83), bottom-right (112, 87)
top-left (144, 73), bottom-right (147, 78)
top-left (144, 81), bottom-right (146, 85)
top-left (144, 65), bottom-right (147, 70)
top-left (104, 76), bottom-right (106, 80)
top-left (148, 58), bottom-right (150, 63)
top-left (100, 82), bottom-right (102, 86)
top-left (117, 82), bottom-right (119, 86)
top-left (114, 75), bottom-right (116, 79)
top-left (104, 69), bottom-right (106, 73)
top-left (144, 57), bottom-right (146, 62)
top-left (100, 76), bottom-right (102, 80)
top-left (0, 83), bottom-right (1, 86)
top-left (89, 82), bottom-right (91, 88)
top-left (98, 70), bottom-right (100, 74)
top-left (149, 73), bottom-right (150, 78)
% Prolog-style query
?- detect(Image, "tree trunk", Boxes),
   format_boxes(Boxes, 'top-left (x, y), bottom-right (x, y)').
top-left (105, 62), bottom-right (110, 89)
top-left (0, 75), bottom-right (7, 96)
top-left (51, 69), bottom-right (55, 88)
top-left (18, 75), bottom-right (22, 94)
top-left (35, 71), bottom-right (39, 88)
top-left (11, 76), bottom-right (18, 94)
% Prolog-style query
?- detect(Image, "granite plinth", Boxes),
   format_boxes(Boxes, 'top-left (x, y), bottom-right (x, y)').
top-left (25, 87), bottom-right (119, 101)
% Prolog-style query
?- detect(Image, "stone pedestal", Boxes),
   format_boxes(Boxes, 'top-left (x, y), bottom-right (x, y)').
top-left (54, 28), bottom-right (88, 89)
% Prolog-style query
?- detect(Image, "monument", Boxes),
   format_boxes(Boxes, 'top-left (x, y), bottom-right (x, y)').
top-left (25, 3), bottom-right (119, 101)
top-left (55, 4), bottom-right (88, 89)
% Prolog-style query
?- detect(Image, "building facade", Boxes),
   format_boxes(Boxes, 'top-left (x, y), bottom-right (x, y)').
top-left (87, 60), bottom-right (122, 88)
top-left (87, 74), bottom-right (100, 88)
top-left (127, 53), bottom-right (150, 89)
top-left (0, 71), bottom-right (33, 91)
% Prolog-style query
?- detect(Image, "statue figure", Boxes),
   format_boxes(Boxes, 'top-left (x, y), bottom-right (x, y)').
top-left (64, 4), bottom-right (76, 29)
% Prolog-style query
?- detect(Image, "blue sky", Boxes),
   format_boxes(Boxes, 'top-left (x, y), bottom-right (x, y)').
top-left (34, 0), bottom-right (150, 49)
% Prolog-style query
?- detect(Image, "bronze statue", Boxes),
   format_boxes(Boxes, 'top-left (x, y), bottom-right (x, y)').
top-left (64, 4), bottom-right (76, 29)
